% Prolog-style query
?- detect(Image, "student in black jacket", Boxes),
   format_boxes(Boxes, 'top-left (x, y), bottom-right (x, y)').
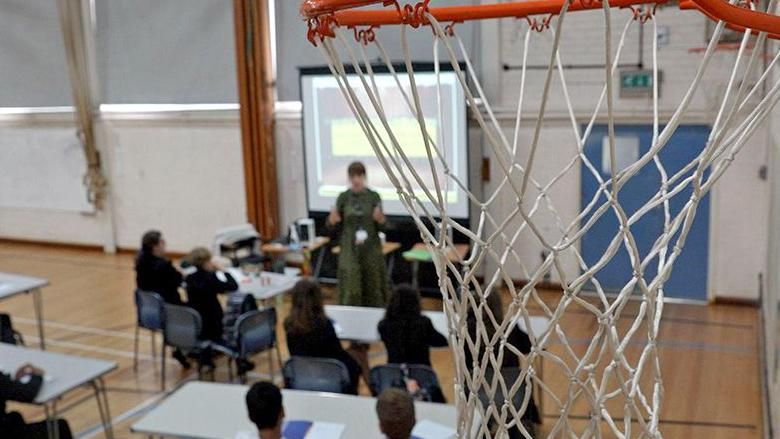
top-left (1, 364), bottom-right (73, 439)
top-left (184, 247), bottom-right (238, 344)
top-left (465, 291), bottom-right (539, 438)
top-left (135, 230), bottom-right (190, 368)
top-left (378, 284), bottom-right (448, 366)
top-left (135, 230), bottom-right (184, 305)
top-left (283, 279), bottom-right (361, 394)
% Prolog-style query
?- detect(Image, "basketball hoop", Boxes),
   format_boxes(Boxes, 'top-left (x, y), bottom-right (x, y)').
top-left (301, 1), bottom-right (780, 437)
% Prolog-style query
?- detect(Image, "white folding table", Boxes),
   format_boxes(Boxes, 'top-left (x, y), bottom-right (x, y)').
top-left (324, 304), bottom-right (551, 345)
top-left (0, 272), bottom-right (49, 349)
top-left (324, 305), bottom-right (552, 416)
top-left (0, 344), bottom-right (117, 439)
top-left (226, 268), bottom-right (299, 305)
top-left (132, 381), bottom-right (460, 439)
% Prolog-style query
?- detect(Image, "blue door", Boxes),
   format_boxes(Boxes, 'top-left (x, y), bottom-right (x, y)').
top-left (580, 125), bottom-right (710, 301)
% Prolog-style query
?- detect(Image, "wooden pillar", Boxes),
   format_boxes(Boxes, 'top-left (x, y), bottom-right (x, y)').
top-left (234, 0), bottom-right (279, 239)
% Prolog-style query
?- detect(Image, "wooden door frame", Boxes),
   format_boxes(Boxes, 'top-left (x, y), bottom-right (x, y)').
top-left (234, 0), bottom-right (279, 239)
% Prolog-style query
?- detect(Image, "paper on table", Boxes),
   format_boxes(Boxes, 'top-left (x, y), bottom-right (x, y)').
top-left (0, 283), bottom-right (11, 293)
top-left (234, 430), bottom-right (258, 439)
top-left (306, 422), bottom-right (344, 438)
top-left (411, 419), bottom-right (456, 439)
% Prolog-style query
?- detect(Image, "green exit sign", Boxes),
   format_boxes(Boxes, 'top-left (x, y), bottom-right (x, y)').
top-left (620, 69), bottom-right (661, 98)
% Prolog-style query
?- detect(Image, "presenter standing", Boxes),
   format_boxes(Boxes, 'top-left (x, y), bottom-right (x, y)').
top-left (327, 161), bottom-right (389, 307)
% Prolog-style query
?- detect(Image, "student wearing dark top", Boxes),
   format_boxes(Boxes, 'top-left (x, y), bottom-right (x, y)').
top-left (135, 230), bottom-right (190, 368)
top-left (184, 247), bottom-right (238, 344)
top-left (283, 279), bottom-right (361, 394)
top-left (465, 291), bottom-right (539, 438)
top-left (135, 230), bottom-right (184, 305)
top-left (378, 284), bottom-right (448, 366)
top-left (245, 381), bottom-right (284, 439)
top-left (1, 364), bottom-right (73, 439)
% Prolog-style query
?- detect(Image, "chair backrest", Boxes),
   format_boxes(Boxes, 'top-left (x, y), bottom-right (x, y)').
top-left (235, 307), bottom-right (277, 356)
top-left (283, 356), bottom-right (351, 394)
top-left (369, 363), bottom-right (441, 397)
top-left (163, 305), bottom-right (203, 350)
top-left (135, 290), bottom-right (165, 331)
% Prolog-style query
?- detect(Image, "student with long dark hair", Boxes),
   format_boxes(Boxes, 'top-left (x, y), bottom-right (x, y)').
top-left (283, 279), bottom-right (361, 394)
top-left (378, 284), bottom-right (448, 366)
top-left (135, 229), bottom-right (190, 367)
top-left (135, 230), bottom-right (184, 305)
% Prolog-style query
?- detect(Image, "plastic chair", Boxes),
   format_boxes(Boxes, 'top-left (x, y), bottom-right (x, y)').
top-left (161, 304), bottom-right (208, 391)
top-left (133, 290), bottom-right (165, 372)
top-left (229, 308), bottom-right (283, 382)
top-left (283, 356), bottom-right (351, 394)
top-left (369, 363), bottom-right (444, 402)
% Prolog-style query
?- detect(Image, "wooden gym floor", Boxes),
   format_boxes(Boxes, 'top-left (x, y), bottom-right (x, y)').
top-left (0, 241), bottom-right (763, 438)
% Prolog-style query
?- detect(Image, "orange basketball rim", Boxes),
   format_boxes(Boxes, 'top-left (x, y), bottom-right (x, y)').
top-left (301, 0), bottom-right (780, 43)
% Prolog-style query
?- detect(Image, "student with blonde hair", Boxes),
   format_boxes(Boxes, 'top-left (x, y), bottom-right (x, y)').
top-left (184, 247), bottom-right (238, 346)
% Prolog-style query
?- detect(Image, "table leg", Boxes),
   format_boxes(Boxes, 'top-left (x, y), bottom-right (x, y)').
top-left (32, 288), bottom-right (45, 350)
top-left (537, 355), bottom-right (544, 422)
top-left (386, 253), bottom-right (396, 287)
top-left (411, 261), bottom-right (420, 291)
top-left (92, 377), bottom-right (115, 438)
top-left (312, 245), bottom-right (327, 280)
top-left (44, 402), bottom-right (60, 439)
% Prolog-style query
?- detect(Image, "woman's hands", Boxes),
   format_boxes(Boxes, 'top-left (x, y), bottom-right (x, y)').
top-left (373, 205), bottom-right (386, 224)
top-left (328, 208), bottom-right (342, 226)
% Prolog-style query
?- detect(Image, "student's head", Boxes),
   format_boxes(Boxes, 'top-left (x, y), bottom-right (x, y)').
top-left (376, 388), bottom-right (416, 439)
top-left (347, 161), bottom-right (367, 192)
top-left (141, 230), bottom-right (165, 256)
top-left (246, 381), bottom-right (284, 437)
top-left (385, 284), bottom-right (422, 321)
top-left (286, 279), bottom-right (325, 335)
top-left (187, 247), bottom-right (213, 271)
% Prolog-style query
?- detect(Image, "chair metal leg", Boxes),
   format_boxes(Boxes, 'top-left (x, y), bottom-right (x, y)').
top-left (161, 345), bottom-right (166, 392)
top-left (133, 326), bottom-right (140, 372)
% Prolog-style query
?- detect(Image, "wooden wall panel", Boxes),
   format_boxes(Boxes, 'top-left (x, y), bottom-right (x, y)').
top-left (234, 0), bottom-right (279, 238)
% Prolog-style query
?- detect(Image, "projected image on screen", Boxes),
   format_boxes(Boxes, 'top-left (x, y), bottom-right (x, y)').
top-left (301, 69), bottom-right (469, 219)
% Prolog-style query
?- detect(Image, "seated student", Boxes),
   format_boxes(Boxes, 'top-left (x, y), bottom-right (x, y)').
top-left (466, 291), bottom-right (539, 438)
top-left (378, 284), bottom-right (448, 366)
top-left (245, 381), bottom-right (284, 439)
top-left (184, 247), bottom-right (238, 345)
top-left (283, 279), bottom-right (361, 394)
top-left (135, 230), bottom-right (184, 305)
top-left (1, 364), bottom-right (73, 439)
top-left (135, 230), bottom-right (190, 367)
top-left (376, 388), bottom-right (416, 439)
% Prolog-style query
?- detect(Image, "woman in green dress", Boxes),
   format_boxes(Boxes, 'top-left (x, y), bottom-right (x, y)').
top-left (327, 161), bottom-right (389, 307)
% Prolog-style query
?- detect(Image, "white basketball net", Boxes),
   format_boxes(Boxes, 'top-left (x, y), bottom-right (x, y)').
top-left (312, 1), bottom-right (780, 437)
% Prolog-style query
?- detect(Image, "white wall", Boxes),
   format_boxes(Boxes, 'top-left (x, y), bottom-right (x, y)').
top-left (0, 111), bottom-right (248, 254)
